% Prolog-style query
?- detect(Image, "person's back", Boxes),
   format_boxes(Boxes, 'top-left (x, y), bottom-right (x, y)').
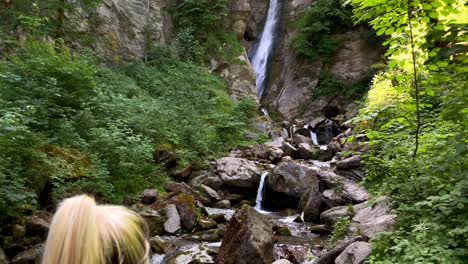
top-left (42, 195), bottom-right (149, 264)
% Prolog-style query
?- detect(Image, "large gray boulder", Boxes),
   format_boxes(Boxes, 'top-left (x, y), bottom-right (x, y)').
top-left (317, 170), bottom-right (368, 204)
top-left (188, 172), bottom-right (223, 190)
top-left (298, 186), bottom-right (322, 222)
top-left (320, 197), bottom-right (395, 239)
top-left (218, 206), bottom-right (274, 264)
top-left (336, 155), bottom-right (361, 170)
top-left (266, 158), bottom-right (320, 199)
top-left (335, 242), bottom-right (372, 264)
top-left (164, 243), bottom-right (216, 264)
top-left (163, 204), bottom-right (181, 234)
top-left (140, 189), bottom-right (158, 205)
top-left (216, 157), bottom-right (263, 188)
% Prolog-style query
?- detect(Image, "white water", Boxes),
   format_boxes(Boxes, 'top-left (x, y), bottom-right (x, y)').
top-left (251, 0), bottom-right (281, 96)
top-left (304, 124), bottom-right (319, 145)
top-left (255, 172), bottom-right (269, 211)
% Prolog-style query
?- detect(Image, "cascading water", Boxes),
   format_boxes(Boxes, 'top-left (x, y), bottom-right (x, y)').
top-left (255, 171), bottom-right (269, 211)
top-left (250, 0), bottom-right (281, 97)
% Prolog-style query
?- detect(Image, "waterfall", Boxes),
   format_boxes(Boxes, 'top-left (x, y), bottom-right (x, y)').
top-left (255, 172), bottom-right (269, 211)
top-left (304, 124), bottom-right (319, 145)
top-left (251, 0), bottom-right (281, 97)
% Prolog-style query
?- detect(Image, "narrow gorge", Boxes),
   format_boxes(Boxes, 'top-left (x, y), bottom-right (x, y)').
top-left (1, 0), bottom-right (466, 264)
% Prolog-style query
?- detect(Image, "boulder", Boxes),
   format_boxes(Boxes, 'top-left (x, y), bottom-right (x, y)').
top-left (189, 228), bottom-right (224, 242)
top-left (149, 236), bottom-right (172, 254)
top-left (188, 172), bottom-right (223, 190)
top-left (11, 244), bottom-right (43, 264)
top-left (174, 193), bottom-right (198, 230)
top-left (274, 244), bottom-right (312, 264)
top-left (322, 189), bottom-right (347, 207)
top-left (269, 147), bottom-right (285, 161)
top-left (314, 237), bottom-right (364, 264)
top-left (199, 184), bottom-right (222, 201)
top-left (251, 144), bottom-right (270, 159)
top-left (26, 212), bottom-right (51, 237)
top-left (163, 204), bottom-right (181, 234)
top-left (215, 200), bottom-right (231, 209)
top-left (282, 142), bottom-right (299, 158)
top-left (273, 260), bottom-right (293, 264)
top-left (198, 218), bottom-right (217, 230)
top-left (216, 157), bottom-right (263, 188)
top-left (298, 142), bottom-right (319, 159)
top-left (218, 206), bottom-right (274, 264)
top-left (293, 134), bottom-right (314, 146)
top-left (336, 155), bottom-right (361, 170)
top-left (164, 182), bottom-right (210, 205)
top-left (321, 197), bottom-right (395, 239)
top-left (138, 208), bottom-right (166, 236)
top-left (298, 186), bottom-right (322, 222)
top-left (266, 159), bottom-right (319, 199)
top-left (140, 189), bottom-right (158, 205)
top-left (335, 242), bottom-right (372, 264)
top-left (310, 224), bottom-right (329, 235)
top-left (317, 170), bottom-right (368, 204)
top-left (164, 243), bottom-right (216, 264)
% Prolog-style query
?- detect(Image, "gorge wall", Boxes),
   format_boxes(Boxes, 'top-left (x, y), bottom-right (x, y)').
top-left (69, 0), bottom-right (383, 120)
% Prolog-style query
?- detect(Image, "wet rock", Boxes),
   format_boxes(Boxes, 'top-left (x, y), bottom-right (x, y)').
top-left (216, 157), bottom-right (263, 188)
top-left (322, 189), bottom-right (347, 207)
top-left (26, 212), bottom-right (51, 237)
top-left (164, 243), bottom-right (216, 264)
top-left (298, 186), bottom-right (322, 222)
top-left (314, 237), bottom-right (364, 264)
top-left (209, 213), bottom-right (227, 223)
top-left (294, 128), bottom-right (312, 137)
top-left (274, 244), bottom-right (312, 264)
top-left (189, 228), bottom-right (224, 242)
top-left (352, 197), bottom-right (395, 239)
top-left (267, 159), bottom-right (319, 199)
top-left (174, 193), bottom-right (197, 231)
top-left (321, 197), bottom-right (395, 239)
top-left (218, 206), bottom-right (274, 264)
top-left (188, 172), bottom-right (223, 191)
top-left (199, 184), bottom-right (222, 201)
top-left (140, 189), bottom-right (158, 205)
top-left (317, 170), bottom-right (368, 204)
top-left (335, 241), bottom-right (372, 264)
top-left (11, 244), bottom-right (43, 264)
top-left (198, 218), bottom-right (217, 230)
top-left (138, 208), bottom-right (166, 236)
top-left (251, 144), bottom-right (270, 159)
top-left (149, 236), bottom-right (172, 254)
top-left (298, 142), bottom-right (318, 159)
top-left (223, 193), bottom-right (245, 204)
top-left (310, 225), bottom-right (329, 235)
top-left (273, 260), bottom-right (293, 264)
top-left (293, 134), bottom-right (314, 146)
top-left (164, 204), bottom-right (181, 234)
top-left (274, 226), bottom-right (292, 236)
top-left (328, 139), bottom-right (343, 153)
top-left (215, 200), bottom-right (231, 209)
top-left (282, 142), bottom-right (299, 158)
top-left (164, 182), bottom-right (210, 205)
top-left (269, 147), bottom-right (285, 161)
top-left (336, 155), bottom-right (361, 170)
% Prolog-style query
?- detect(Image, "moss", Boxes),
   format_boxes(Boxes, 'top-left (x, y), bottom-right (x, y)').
top-left (276, 226), bottom-right (292, 236)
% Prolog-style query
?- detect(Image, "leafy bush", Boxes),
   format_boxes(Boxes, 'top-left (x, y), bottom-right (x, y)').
top-left (0, 40), bottom-right (257, 229)
top-left (291, 0), bottom-right (353, 60)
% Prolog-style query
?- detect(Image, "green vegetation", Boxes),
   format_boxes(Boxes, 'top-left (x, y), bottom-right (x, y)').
top-left (173, 0), bottom-right (242, 64)
top-left (348, 0), bottom-right (467, 262)
top-left (328, 217), bottom-right (351, 247)
top-left (291, 0), bottom-right (354, 60)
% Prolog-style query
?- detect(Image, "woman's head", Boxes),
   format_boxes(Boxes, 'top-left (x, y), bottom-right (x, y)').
top-left (42, 195), bottom-right (149, 264)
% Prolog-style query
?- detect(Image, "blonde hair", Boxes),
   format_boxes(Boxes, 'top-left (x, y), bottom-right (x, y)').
top-left (42, 195), bottom-right (149, 264)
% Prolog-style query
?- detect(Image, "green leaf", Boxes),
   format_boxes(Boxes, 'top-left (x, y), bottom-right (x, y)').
top-left (423, 4), bottom-right (432, 10)
top-left (429, 12), bottom-right (439, 19)
top-left (377, 27), bottom-right (386, 36)
top-left (385, 27), bottom-right (395, 35)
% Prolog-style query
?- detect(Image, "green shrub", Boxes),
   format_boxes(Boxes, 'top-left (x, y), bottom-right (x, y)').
top-left (291, 0), bottom-right (353, 60)
top-left (0, 40), bottom-right (258, 227)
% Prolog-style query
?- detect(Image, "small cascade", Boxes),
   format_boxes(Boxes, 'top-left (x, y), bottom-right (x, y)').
top-left (304, 124), bottom-right (319, 145)
top-left (250, 0), bottom-right (281, 97)
top-left (255, 171), bottom-right (269, 211)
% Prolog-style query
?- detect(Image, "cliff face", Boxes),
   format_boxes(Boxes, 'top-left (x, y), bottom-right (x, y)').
top-left (67, 0), bottom-right (382, 117)
top-left (68, 0), bottom-right (176, 60)
top-left (259, 0), bottom-right (383, 121)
